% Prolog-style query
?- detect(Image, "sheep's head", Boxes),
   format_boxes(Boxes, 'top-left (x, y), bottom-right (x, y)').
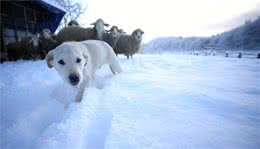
top-left (132, 28), bottom-right (144, 41)
top-left (90, 18), bottom-right (110, 40)
top-left (68, 20), bottom-right (79, 27)
top-left (42, 29), bottom-right (52, 39)
top-left (29, 33), bottom-right (41, 47)
top-left (109, 26), bottom-right (119, 37)
top-left (119, 29), bottom-right (126, 34)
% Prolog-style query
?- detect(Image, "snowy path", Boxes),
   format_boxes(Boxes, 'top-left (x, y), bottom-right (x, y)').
top-left (1, 54), bottom-right (259, 148)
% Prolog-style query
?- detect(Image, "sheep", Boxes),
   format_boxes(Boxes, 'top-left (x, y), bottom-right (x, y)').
top-left (68, 20), bottom-right (79, 27)
top-left (90, 18), bottom-right (110, 40)
top-left (56, 26), bottom-right (95, 43)
top-left (20, 33), bottom-right (41, 60)
top-left (118, 28), bottom-right (126, 34)
top-left (114, 28), bottom-right (144, 59)
top-left (39, 29), bottom-right (59, 59)
top-left (103, 26), bottom-right (120, 49)
top-left (56, 18), bottom-right (110, 44)
top-left (7, 33), bottom-right (41, 61)
top-left (106, 25), bottom-right (119, 33)
top-left (107, 26), bottom-right (126, 34)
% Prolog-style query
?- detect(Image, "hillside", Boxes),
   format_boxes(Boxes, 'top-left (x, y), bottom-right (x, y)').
top-left (144, 17), bottom-right (260, 53)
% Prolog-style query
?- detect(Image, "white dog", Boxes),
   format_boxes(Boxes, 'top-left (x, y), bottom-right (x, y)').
top-left (46, 40), bottom-right (122, 102)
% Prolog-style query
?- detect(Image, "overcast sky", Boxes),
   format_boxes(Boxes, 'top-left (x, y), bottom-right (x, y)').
top-left (78, 0), bottom-right (260, 43)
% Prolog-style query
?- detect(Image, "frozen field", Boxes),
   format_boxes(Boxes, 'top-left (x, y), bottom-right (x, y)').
top-left (0, 54), bottom-right (259, 148)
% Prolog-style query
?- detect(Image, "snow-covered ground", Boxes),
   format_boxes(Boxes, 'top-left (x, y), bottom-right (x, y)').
top-left (1, 54), bottom-right (259, 148)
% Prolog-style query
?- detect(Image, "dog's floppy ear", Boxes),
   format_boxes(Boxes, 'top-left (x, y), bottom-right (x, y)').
top-left (46, 50), bottom-right (54, 68)
top-left (83, 52), bottom-right (88, 66)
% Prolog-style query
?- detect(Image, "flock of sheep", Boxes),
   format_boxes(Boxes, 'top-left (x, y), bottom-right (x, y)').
top-left (7, 18), bottom-right (144, 61)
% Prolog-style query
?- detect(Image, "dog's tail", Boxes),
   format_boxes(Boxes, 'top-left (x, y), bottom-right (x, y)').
top-left (109, 56), bottom-right (122, 74)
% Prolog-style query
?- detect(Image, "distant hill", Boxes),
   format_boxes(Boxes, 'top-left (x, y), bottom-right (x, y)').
top-left (144, 17), bottom-right (260, 53)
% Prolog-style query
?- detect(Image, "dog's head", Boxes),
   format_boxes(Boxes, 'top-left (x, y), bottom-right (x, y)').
top-left (46, 42), bottom-right (88, 86)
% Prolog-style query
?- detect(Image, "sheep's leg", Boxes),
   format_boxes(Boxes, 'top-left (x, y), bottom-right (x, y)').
top-left (126, 55), bottom-right (129, 59)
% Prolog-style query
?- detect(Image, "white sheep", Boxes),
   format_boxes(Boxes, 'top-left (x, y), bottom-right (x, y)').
top-left (7, 33), bottom-right (41, 60)
top-left (56, 18), bottom-right (109, 43)
top-left (118, 28), bottom-right (126, 34)
top-left (106, 25), bottom-right (126, 35)
top-left (68, 20), bottom-right (79, 27)
top-left (39, 29), bottom-right (59, 59)
top-left (90, 18), bottom-right (110, 40)
top-left (103, 26), bottom-right (120, 49)
top-left (114, 28), bottom-right (144, 59)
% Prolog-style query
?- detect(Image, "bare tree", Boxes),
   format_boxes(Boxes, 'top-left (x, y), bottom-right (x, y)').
top-left (54, 0), bottom-right (87, 31)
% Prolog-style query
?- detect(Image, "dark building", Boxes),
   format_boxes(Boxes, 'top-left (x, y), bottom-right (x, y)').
top-left (1, 0), bottom-right (65, 61)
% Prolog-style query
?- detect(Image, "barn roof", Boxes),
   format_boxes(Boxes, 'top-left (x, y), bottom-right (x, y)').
top-left (40, 0), bottom-right (66, 12)
top-left (34, 0), bottom-right (66, 32)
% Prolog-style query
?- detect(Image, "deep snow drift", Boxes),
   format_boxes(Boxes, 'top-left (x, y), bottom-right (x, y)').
top-left (0, 54), bottom-right (259, 148)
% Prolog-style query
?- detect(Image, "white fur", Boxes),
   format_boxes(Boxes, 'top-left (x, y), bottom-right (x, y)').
top-left (29, 33), bottom-right (41, 47)
top-left (42, 29), bottom-right (52, 39)
top-left (46, 40), bottom-right (122, 102)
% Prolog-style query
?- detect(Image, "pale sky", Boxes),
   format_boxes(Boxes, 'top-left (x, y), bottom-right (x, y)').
top-left (77, 0), bottom-right (260, 43)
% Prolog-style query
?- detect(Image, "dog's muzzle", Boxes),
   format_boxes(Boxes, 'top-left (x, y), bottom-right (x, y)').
top-left (69, 73), bottom-right (80, 86)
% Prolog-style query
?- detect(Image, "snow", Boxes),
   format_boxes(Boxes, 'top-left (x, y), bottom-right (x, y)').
top-left (1, 54), bottom-right (259, 148)
top-left (41, 0), bottom-right (66, 12)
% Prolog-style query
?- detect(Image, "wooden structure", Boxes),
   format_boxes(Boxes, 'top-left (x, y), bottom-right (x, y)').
top-left (0, 0), bottom-right (65, 61)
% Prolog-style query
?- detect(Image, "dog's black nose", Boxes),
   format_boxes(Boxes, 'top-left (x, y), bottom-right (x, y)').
top-left (69, 74), bottom-right (79, 85)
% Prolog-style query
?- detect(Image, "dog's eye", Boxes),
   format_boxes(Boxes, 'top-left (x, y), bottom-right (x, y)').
top-left (76, 58), bottom-right (81, 63)
top-left (58, 60), bottom-right (65, 65)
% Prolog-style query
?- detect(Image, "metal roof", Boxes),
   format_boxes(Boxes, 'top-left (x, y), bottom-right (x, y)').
top-left (34, 0), bottom-right (66, 33)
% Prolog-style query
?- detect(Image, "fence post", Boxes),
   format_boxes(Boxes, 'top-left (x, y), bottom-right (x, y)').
top-left (225, 53), bottom-right (229, 57)
top-left (238, 52), bottom-right (242, 58)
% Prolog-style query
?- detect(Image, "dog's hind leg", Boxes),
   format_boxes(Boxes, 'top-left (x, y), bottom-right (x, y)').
top-left (109, 58), bottom-right (122, 74)
top-left (109, 65), bottom-right (116, 74)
